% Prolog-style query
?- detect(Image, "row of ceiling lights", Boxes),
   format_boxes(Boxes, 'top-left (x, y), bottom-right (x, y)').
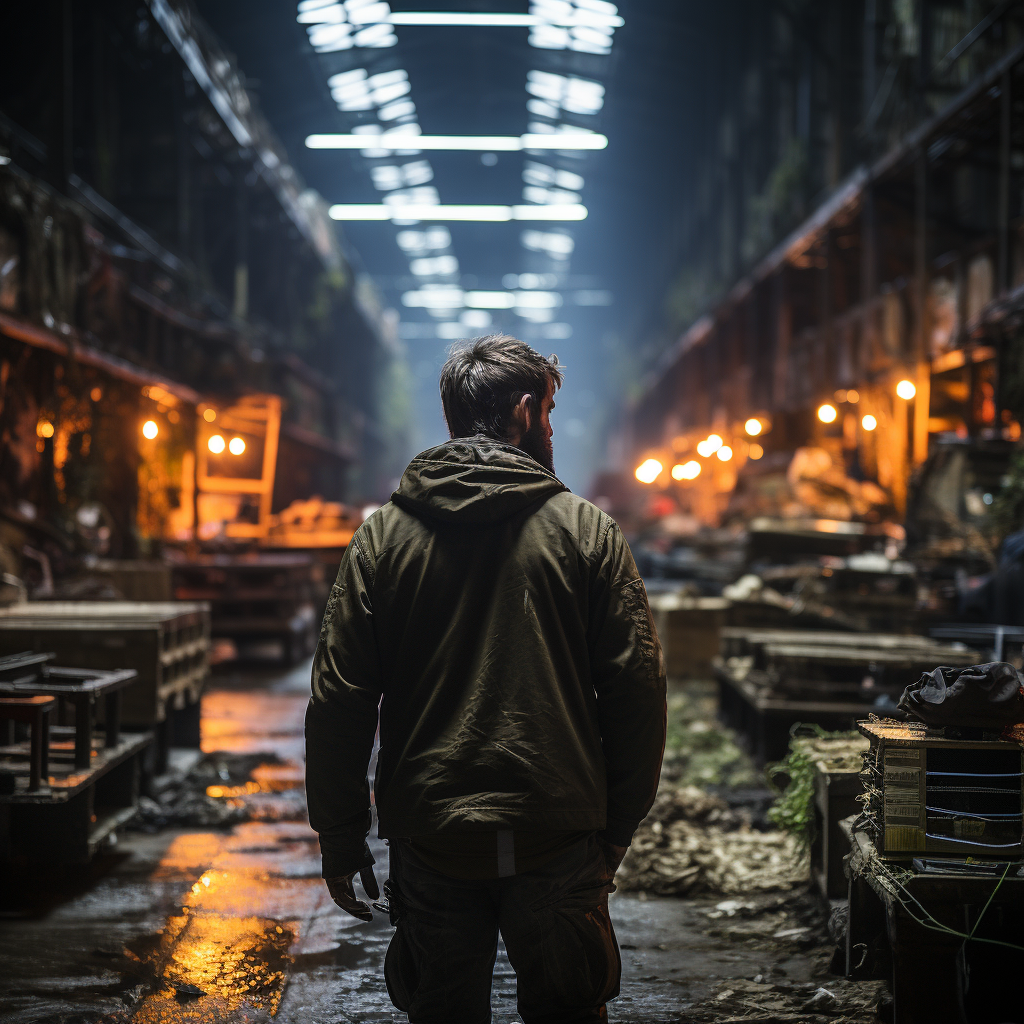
top-left (297, 0), bottom-right (621, 54)
top-left (298, 0), bottom-right (620, 339)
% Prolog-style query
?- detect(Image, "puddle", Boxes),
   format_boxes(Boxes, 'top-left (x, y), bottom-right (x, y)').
top-left (129, 912), bottom-right (294, 1021)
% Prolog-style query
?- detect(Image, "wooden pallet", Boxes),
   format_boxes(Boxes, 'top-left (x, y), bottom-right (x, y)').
top-left (0, 603), bottom-right (209, 772)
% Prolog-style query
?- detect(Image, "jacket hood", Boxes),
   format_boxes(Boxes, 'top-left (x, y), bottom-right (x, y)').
top-left (392, 435), bottom-right (568, 525)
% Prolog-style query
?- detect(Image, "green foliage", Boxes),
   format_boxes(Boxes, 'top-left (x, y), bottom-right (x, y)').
top-left (766, 746), bottom-right (818, 847)
top-left (663, 689), bottom-right (758, 789)
top-left (766, 724), bottom-right (860, 846)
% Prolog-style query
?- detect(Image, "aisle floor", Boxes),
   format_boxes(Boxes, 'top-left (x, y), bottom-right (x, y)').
top-left (0, 660), bottom-right (835, 1024)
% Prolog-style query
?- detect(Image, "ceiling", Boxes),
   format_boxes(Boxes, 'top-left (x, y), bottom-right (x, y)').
top-left (195, 0), bottom-right (715, 492)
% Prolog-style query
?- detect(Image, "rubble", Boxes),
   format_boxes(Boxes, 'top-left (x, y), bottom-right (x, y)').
top-left (685, 974), bottom-right (887, 1023)
top-left (619, 687), bottom-right (808, 896)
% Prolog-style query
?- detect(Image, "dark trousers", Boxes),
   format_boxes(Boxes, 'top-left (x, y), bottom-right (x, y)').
top-left (383, 834), bottom-right (621, 1024)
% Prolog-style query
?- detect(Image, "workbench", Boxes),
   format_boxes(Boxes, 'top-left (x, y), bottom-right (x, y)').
top-left (841, 817), bottom-right (1024, 1024)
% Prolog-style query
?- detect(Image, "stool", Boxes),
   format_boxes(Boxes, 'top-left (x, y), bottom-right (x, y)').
top-left (0, 695), bottom-right (55, 790)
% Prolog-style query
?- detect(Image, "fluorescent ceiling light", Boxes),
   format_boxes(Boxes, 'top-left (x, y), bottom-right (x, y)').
top-left (402, 290), bottom-right (564, 310)
top-left (307, 133), bottom-right (607, 152)
top-left (403, 289), bottom-right (464, 308)
top-left (388, 13), bottom-right (537, 25)
top-left (328, 204), bottom-right (587, 221)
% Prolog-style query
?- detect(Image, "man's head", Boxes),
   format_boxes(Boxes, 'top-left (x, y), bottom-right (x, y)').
top-left (439, 335), bottom-right (562, 473)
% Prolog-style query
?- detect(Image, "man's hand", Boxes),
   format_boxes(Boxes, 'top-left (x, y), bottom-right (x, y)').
top-left (599, 839), bottom-right (628, 876)
top-left (326, 866), bottom-right (380, 922)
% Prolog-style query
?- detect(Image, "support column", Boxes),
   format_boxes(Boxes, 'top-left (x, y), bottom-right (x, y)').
top-left (861, 184), bottom-right (877, 379)
top-left (912, 149), bottom-right (931, 467)
top-left (51, 0), bottom-right (74, 187)
top-left (773, 268), bottom-right (792, 412)
top-left (998, 68), bottom-right (1012, 294)
top-left (233, 168), bottom-right (249, 321)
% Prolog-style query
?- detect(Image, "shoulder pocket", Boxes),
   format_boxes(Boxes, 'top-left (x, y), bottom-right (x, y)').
top-left (621, 577), bottom-right (656, 661)
top-left (318, 583), bottom-right (345, 644)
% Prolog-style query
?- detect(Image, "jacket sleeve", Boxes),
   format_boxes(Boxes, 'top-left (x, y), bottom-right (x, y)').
top-left (305, 530), bottom-right (383, 878)
top-left (588, 518), bottom-right (667, 847)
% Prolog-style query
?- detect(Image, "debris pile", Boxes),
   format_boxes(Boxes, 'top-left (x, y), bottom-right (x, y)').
top-left (618, 785), bottom-right (807, 897)
top-left (130, 752), bottom-right (304, 831)
top-left (686, 975), bottom-right (887, 1023)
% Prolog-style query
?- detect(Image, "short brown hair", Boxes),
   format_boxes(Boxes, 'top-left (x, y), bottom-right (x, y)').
top-left (439, 334), bottom-right (563, 441)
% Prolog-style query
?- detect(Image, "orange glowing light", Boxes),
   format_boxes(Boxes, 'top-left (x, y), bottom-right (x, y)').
top-left (36, 420), bottom-right (54, 438)
top-left (635, 458), bottom-right (663, 484)
top-left (142, 420), bottom-right (159, 439)
top-left (748, 443), bottom-right (764, 459)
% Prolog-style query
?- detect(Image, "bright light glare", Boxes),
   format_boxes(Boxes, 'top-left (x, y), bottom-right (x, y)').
top-left (142, 420), bottom-right (159, 439)
top-left (228, 437), bottom-right (246, 455)
top-left (672, 460), bottom-right (700, 481)
top-left (717, 446), bottom-right (733, 462)
top-left (861, 414), bottom-right (878, 431)
top-left (402, 288), bottom-right (463, 309)
top-left (635, 459), bottom-right (663, 484)
top-left (328, 204), bottom-right (587, 222)
top-left (208, 434), bottom-right (226, 454)
top-left (696, 440), bottom-right (713, 458)
top-left (896, 379), bottom-right (917, 400)
top-left (817, 403), bottom-right (838, 423)
top-left (389, 12), bottom-right (537, 25)
top-left (307, 133), bottom-right (607, 151)
top-left (749, 443), bottom-right (764, 460)
top-left (744, 418), bottom-right (762, 436)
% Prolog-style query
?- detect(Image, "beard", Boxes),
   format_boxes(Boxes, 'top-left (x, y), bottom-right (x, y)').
top-left (518, 416), bottom-right (555, 475)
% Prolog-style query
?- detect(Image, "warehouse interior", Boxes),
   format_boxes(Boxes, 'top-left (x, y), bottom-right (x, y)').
top-left (2, 3), bottom-right (1024, 1023)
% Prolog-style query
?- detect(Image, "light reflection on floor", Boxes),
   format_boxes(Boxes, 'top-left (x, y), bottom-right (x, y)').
top-left (131, 665), bottom-right (340, 1023)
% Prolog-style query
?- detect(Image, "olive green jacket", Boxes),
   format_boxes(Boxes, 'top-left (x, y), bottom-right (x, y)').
top-left (305, 436), bottom-right (666, 877)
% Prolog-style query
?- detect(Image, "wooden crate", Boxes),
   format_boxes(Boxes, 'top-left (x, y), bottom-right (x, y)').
top-left (649, 595), bottom-right (729, 679)
top-left (0, 602), bottom-right (210, 746)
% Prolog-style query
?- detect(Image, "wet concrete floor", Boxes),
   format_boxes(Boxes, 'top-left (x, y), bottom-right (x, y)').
top-left (0, 660), bottom-right (846, 1024)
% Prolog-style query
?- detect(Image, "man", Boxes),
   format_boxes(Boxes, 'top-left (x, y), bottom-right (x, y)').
top-left (306, 334), bottom-right (666, 1023)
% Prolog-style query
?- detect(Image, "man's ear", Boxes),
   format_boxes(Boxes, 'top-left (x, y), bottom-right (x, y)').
top-left (510, 393), bottom-right (533, 442)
